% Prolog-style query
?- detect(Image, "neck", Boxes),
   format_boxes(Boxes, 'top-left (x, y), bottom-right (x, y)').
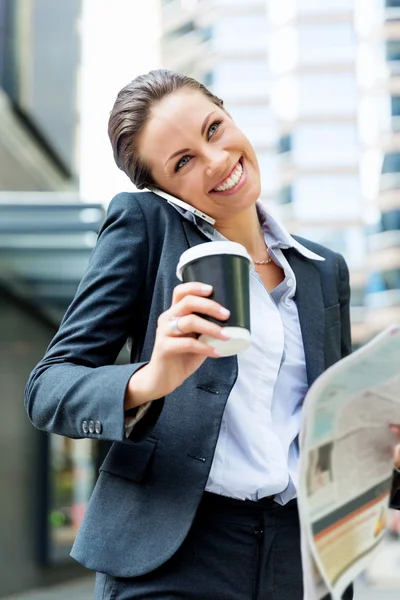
top-left (214, 204), bottom-right (267, 258)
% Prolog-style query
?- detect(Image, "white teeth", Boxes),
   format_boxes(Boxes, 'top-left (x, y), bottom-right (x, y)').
top-left (231, 172), bottom-right (240, 184)
top-left (213, 161), bottom-right (243, 192)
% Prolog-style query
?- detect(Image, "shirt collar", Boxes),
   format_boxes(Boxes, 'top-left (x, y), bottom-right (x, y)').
top-left (255, 201), bottom-right (325, 261)
top-left (168, 198), bottom-right (325, 262)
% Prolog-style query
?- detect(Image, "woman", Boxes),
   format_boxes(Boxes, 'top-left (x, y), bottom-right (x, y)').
top-left (25, 69), bottom-right (398, 600)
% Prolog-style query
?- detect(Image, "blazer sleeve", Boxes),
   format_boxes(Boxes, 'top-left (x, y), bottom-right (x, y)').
top-left (25, 192), bottom-right (163, 442)
top-left (338, 253), bottom-right (352, 359)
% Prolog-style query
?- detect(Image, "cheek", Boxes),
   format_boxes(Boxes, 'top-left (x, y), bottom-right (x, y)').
top-left (179, 169), bottom-right (208, 203)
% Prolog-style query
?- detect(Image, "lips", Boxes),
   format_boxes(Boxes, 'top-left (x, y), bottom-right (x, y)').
top-left (210, 157), bottom-right (243, 193)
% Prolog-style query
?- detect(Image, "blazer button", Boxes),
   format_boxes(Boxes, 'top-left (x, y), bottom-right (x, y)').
top-left (82, 420), bottom-right (89, 434)
top-left (88, 420), bottom-right (95, 434)
top-left (95, 421), bottom-right (102, 434)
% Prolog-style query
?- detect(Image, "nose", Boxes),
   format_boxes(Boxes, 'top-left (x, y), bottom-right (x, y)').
top-left (205, 149), bottom-right (230, 180)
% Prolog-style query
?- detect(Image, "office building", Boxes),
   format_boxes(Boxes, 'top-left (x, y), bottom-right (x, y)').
top-left (267, 0), bottom-right (368, 346)
top-left (355, 0), bottom-right (400, 335)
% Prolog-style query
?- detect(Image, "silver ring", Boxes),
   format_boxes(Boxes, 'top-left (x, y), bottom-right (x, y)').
top-left (169, 316), bottom-right (184, 335)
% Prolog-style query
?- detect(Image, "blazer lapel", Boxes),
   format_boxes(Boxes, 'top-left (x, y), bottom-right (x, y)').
top-left (181, 219), bottom-right (209, 248)
top-left (284, 248), bottom-right (325, 387)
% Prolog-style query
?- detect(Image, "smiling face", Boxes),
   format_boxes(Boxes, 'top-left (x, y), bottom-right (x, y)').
top-left (137, 88), bottom-right (261, 224)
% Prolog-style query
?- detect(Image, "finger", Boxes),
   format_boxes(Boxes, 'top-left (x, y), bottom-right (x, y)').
top-left (390, 425), bottom-right (400, 438)
top-left (169, 295), bottom-right (230, 322)
top-left (164, 315), bottom-right (196, 339)
top-left (163, 335), bottom-right (221, 358)
top-left (172, 282), bottom-right (213, 305)
top-left (394, 445), bottom-right (400, 469)
top-left (166, 314), bottom-right (231, 341)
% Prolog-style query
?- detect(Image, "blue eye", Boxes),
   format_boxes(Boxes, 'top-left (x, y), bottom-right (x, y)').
top-left (208, 121), bottom-right (222, 138)
top-left (175, 155), bottom-right (191, 172)
top-left (174, 120), bottom-right (223, 173)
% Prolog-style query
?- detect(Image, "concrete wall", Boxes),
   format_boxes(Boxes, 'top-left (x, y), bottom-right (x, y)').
top-left (0, 288), bottom-right (86, 597)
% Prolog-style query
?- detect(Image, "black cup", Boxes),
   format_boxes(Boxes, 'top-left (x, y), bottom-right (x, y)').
top-left (176, 241), bottom-right (252, 356)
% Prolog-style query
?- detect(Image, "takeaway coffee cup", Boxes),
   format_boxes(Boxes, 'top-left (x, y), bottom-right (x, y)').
top-left (176, 241), bottom-right (252, 357)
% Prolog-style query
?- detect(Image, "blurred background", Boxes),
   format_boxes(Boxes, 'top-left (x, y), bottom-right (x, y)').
top-left (0, 0), bottom-right (400, 598)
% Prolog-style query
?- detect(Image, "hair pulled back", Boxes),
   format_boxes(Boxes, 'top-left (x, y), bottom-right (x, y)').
top-left (108, 69), bottom-right (224, 190)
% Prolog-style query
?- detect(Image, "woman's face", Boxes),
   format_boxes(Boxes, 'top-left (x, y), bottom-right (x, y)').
top-left (138, 89), bottom-right (261, 223)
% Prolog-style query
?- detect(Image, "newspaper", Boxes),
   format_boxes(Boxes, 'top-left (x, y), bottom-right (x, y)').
top-left (298, 324), bottom-right (400, 600)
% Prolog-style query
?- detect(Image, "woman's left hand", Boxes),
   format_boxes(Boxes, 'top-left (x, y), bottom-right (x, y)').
top-left (389, 425), bottom-right (400, 469)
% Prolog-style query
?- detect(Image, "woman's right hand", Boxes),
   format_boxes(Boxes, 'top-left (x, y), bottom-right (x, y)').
top-left (125, 282), bottom-right (231, 408)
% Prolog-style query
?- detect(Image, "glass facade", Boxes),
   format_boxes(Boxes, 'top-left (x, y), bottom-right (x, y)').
top-left (214, 14), bottom-right (268, 53)
top-left (298, 22), bottom-right (355, 65)
top-left (292, 174), bottom-right (361, 221)
top-left (47, 436), bottom-right (96, 563)
top-left (367, 269), bottom-right (400, 293)
top-left (268, 1), bottom-right (367, 343)
top-left (391, 96), bottom-right (400, 116)
top-left (230, 106), bottom-right (277, 147)
top-left (213, 59), bottom-right (270, 100)
top-left (291, 123), bottom-right (359, 168)
top-left (297, 0), bottom-right (353, 14)
top-left (355, 0), bottom-right (400, 334)
top-left (298, 72), bottom-right (357, 116)
top-left (382, 152), bottom-right (400, 174)
top-left (257, 153), bottom-right (279, 197)
top-left (210, 0), bottom-right (276, 204)
top-left (381, 208), bottom-right (400, 231)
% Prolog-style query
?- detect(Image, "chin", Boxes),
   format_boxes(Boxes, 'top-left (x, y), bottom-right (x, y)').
top-left (243, 177), bottom-right (261, 206)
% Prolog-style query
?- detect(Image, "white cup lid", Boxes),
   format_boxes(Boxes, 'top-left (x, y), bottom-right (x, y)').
top-left (199, 327), bottom-right (251, 357)
top-left (176, 241), bottom-right (252, 281)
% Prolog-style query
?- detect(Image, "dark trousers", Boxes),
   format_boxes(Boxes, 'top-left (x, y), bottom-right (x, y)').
top-left (94, 492), bottom-right (353, 600)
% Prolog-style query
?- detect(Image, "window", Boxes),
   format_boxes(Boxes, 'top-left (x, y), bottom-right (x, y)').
top-left (350, 286), bottom-right (365, 307)
top-left (166, 21), bottom-right (195, 40)
top-left (218, 0), bottom-right (262, 5)
top-left (381, 209), bottom-right (400, 231)
top-left (292, 123), bottom-right (358, 168)
top-left (298, 0), bottom-right (353, 14)
top-left (386, 0), bottom-right (400, 8)
top-left (202, 26), bottom-right (212, 42)
top-left (213, 14), bottom-right (268, 53)
top-left (229, 106), bottom-right (277, 146)
top-left (277, 134), bottom-right (292, 154)
top-left (213, 60), bottom-right (269, 100)
top-left (298, 23), bottom-right (355, 66)
top-left (257, 153), bottom-right (279, 196)
top-left (386, 40), bottom-right (400, 62)
top-left (391, 96), bottom-right (400, 116)
top-left (299, 73), bottom-right (357, 116)
top-left (277, 186), bottom-right (293, 205)
top-left (382, 152), bottom-right (400, 173)
top-left (295, 226), bottom-right (365, 269)
top-left (46, 436), bottom-right (97, 562)
top-left (292, 174), bottom-right (361, 220)
top-left (367, 269), bottom-right (400, 293)
top-left (203, 71), bottom-right (213, 87)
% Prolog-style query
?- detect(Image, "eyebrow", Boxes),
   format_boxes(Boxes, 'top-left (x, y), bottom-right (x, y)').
top-left (201, 111), bottom-right (216, 136)
top-left (165, 111), bottom-right (216, 166)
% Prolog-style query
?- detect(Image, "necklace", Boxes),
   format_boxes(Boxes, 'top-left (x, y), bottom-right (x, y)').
top-left (253, 236), bottom-right (272, 265)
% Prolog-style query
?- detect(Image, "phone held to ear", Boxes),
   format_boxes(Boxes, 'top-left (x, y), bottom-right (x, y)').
top-left (148, 188), bottom-right (216, 226)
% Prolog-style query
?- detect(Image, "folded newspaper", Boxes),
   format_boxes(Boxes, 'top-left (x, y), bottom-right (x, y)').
top-left (298, 324), bottom-right (400, 600)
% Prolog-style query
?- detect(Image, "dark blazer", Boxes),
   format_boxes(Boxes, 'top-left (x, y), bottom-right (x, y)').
top-left (24, 191), bottom-right (396, 578)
